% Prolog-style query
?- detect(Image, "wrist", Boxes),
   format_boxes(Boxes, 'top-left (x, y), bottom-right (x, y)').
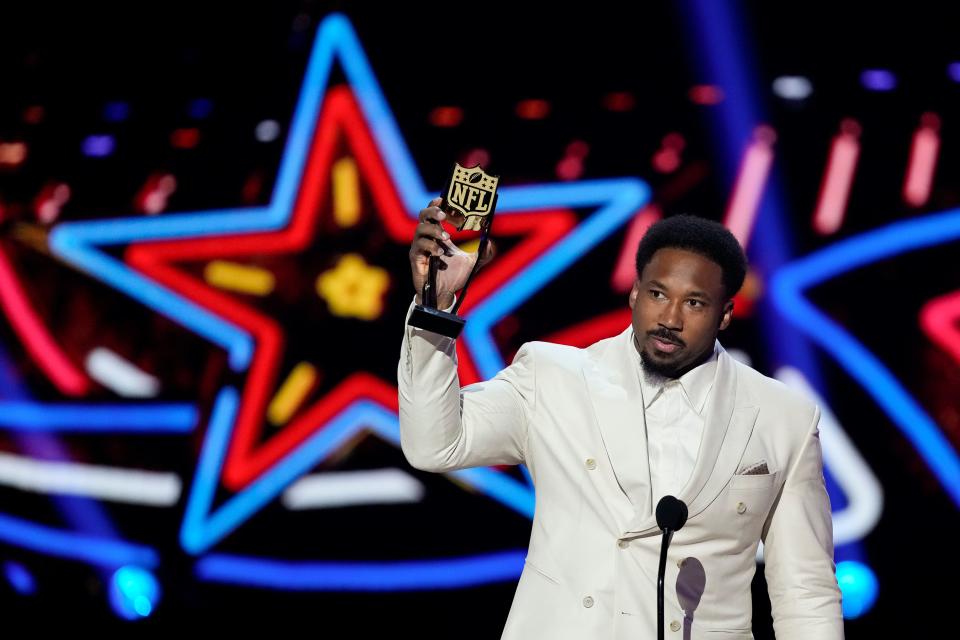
top-left (438, 294), bottom-right (455, 311)
top-left (414, 292), bottom-right (455, 311)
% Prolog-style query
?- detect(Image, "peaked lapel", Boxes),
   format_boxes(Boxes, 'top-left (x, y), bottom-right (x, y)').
top-left (582, 326), bottom-right (652, 519)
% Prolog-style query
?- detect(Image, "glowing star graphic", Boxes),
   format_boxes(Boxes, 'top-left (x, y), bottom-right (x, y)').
top-left (316, 253), bottom-right (390, 320)
top-left (42, 11), bottom-right (651, 581)
top-left (120, 86), bottom-right (581, 517)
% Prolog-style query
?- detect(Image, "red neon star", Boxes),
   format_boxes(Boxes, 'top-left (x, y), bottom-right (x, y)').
top-left (125, 86), bottom-right (575, 491)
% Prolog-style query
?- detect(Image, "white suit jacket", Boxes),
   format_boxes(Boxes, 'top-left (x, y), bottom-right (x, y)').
top-left (398, 304), bottom-right (844, 640)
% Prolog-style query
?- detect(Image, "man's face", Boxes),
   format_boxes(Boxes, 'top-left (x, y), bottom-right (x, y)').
top-left (629, 247), bottom-right (733, 379)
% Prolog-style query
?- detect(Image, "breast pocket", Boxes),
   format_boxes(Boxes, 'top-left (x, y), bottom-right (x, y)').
top-left (728, 471), bottom-right (778, 492)
top-left (726, 471), bottom-right (780, 539)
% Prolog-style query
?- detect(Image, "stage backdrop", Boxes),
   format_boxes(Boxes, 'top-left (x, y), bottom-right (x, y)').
top-left (0, 3), bottom-right (956, 636)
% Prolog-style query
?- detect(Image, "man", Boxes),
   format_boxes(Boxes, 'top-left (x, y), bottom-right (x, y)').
top-left (398, 202), bottom-right (844, 640)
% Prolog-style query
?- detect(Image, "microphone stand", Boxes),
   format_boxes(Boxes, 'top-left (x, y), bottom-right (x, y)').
top-left (655, 495), bottom-right (688, 640)
top-left (657, 527), bottom-right (675, 640)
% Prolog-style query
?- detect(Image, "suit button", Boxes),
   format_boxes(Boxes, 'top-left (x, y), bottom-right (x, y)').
top-left (670, 620), bottom-right (681, 632)
top-left (618, 539), bottom-right (630, 549)
top-left (736, 501), bottom-right (747, 514)
top-left (584, 458), bottom-right (597, 470)
top-left (582, 596), bottom-right (595, 608)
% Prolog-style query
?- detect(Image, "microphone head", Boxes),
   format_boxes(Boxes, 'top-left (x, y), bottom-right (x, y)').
top-left (656, 495), bottom-right (688, 531)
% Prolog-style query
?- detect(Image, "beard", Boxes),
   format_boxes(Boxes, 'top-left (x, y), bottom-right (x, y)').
top-left (634, 330), bottom-right (683, 382)
top-left (639, 348), bottom-right (680, 383)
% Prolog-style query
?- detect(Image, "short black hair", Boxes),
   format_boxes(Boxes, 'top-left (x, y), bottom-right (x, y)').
top-left (635, 214), bottom-right (747, 300)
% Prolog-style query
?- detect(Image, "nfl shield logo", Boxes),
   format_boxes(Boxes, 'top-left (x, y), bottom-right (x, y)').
top-left (444, 163), bottom-right (499, 231)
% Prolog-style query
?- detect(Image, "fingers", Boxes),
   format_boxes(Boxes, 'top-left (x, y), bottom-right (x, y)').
top-left (418, 199), bottom-right (446, 225)
top-left (415, 200), bottom-right (451, 251)
top-left (412, 215), bottom-right (453, 258)
top-left (412, 236), bottom-right (453, 258)
top-left (415, 217), bottom-right (449, 241)
top-left (414, 214), bottom-right (451, 250)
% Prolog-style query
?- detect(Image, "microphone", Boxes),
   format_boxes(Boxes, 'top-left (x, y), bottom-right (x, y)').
top-left (656, 495), bottom-right (688, 640)
top-left (656, 494), bottom-right (688, 532)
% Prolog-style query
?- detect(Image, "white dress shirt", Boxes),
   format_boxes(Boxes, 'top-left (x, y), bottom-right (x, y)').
top-left (631, 330), bottom-right (719, 509)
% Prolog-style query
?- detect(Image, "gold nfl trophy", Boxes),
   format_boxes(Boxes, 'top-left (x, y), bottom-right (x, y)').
top-left (408, 162), bottom-right (500, 338)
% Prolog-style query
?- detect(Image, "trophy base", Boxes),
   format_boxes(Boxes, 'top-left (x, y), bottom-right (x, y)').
top-left (408, 305), bottom-right (466, 338)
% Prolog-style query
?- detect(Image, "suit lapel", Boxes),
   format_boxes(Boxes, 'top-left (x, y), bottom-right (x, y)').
top-left (624, 342), bottom-right (759, 536)
top-left (582, 326), bottom-right (652, 519)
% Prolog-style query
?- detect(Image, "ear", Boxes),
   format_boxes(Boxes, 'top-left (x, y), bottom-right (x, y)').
top-left (629, 280), bottom-right (640, 309)
top-left (718, 299), bottom-right (734, 330)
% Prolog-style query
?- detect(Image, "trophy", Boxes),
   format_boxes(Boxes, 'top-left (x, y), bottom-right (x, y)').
top-left (408, 162), bottom-right (500, 338)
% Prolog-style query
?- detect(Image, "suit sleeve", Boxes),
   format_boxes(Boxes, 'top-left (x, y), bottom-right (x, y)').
top-left (761, 405), bottom-right (845, 640)
top-left (397, 297), bottom-right (534, 472)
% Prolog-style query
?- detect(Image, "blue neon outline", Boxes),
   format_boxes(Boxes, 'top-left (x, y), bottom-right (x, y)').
top-left (195, 550), bottom-right (525, 591)
top-left (0, 402), bottom-right (196, 432)
top-left (771, 207), bottom-right (960, 505)
top-left (0, 511), bottom-right (159, 568)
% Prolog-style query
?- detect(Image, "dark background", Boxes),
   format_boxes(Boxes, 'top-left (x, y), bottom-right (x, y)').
top-left (0, 1), bottom-right (957, 636)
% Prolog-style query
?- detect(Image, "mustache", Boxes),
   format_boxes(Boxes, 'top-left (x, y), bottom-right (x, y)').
top-left (648, 329), bottom-right (685, 347)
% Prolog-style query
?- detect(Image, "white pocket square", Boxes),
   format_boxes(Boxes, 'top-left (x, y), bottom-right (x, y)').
top-left (737, 460), bottom-right (769, 475)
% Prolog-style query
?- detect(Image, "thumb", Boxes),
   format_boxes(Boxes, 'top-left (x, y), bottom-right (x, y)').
top-left (429, 196), bottom-right (442, 206)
